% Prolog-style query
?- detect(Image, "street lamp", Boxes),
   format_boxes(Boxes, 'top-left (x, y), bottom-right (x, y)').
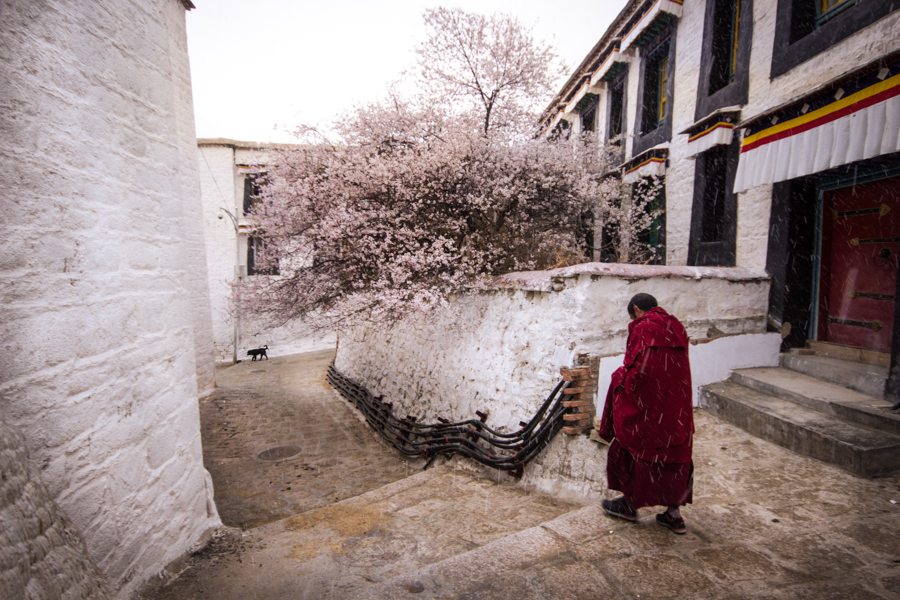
top-left (218, 207), bottom-right (243, 364)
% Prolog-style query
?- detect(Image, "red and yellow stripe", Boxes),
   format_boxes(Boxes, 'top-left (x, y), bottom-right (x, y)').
top-left (625, 156), bottom-right (666, 176)
top-left (742, 72), bottom-right (900, 153)
top-left (688, 122), bottom-right (734, 143)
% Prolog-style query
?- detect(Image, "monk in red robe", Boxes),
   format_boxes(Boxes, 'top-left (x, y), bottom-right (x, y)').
top-left (598, 293), bottom-right (694, 534)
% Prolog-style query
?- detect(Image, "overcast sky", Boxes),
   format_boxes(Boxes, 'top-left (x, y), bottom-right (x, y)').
top-left (185, 0), bottom-right (628, 143)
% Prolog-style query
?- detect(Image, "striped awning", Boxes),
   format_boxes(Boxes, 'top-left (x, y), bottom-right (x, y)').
top-left (620, 0), bottom-right (683, 53)
top-left (590, 43), bottom-right (629, 85)
top-left (734, 61), bottom-right (900, 193)
top-left (622, 147), bottom-right (668, 184)
top-left (565, 78), bottom-right (600, 114)
top-left (682, 108), bottom-right (741, 158)
top-left (237, 164), bottom-right (267, 175)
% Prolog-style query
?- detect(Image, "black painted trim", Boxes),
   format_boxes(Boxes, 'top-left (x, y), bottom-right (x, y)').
top-left (687, 139), bottom-right (739, 266)
top-left (695, 0), bottom-right (753, 121)
top-left (887, 253), bottom-right (900, 401)
top-left (765, 179), bottom-right (818, 350)
top-left (633, 32), bottom-right (676, 157)
top-left (771, 0), bottom-right (900, 78)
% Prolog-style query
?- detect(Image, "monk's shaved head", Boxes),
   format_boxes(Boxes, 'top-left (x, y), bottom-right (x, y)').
top-left (627, 293), bottom-right (658, 318)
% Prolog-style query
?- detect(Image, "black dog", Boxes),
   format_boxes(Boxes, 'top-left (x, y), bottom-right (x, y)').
top-left (247, 345), bottom-right (269, 361)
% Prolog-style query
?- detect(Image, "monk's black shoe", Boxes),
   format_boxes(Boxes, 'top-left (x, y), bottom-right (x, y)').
top-left (656, 511), bottom-right (687, 534)
top-left (601, 497), bottom-right (637, 522)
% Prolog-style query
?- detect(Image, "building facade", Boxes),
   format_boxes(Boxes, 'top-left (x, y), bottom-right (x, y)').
top-left (197, 139), bottom-right (335, 362)
top-left (1, 1), bottom-right (220, 597)
top-left (544, 0), bottom-right (900, 390)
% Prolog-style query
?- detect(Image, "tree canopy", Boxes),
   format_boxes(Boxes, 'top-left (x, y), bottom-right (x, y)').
top-left (239, 8), bottom-right (660, 331)
top-left (415, 7), bottom-right (566, 136)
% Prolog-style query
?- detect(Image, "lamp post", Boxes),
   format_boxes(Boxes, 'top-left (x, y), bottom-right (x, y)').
top-left (219, 208), bottom-right (242, 364)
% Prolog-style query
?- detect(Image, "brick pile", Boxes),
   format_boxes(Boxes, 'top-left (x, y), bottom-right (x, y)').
top-left (559, 357), bottom-right (599, 435)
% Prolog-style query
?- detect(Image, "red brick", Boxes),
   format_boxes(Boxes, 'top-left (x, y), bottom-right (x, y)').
top-left (563, 413), bottom-right (592, 422)
top-left (563, 386), bottom-right (593, 394)
top-left (562, 400), bottom-right (591, 408)
top-left (562, 426), bottom-right (590, 435)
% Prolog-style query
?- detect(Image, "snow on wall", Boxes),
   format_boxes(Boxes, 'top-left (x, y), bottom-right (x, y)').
top-left (0, 1), bottom-right (220, 597)
top-left (335, 264), bottom-right (777, 495)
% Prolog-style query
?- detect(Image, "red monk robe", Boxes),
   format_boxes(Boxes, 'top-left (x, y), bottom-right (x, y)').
top-left (598, 307), bottom-right (694, 509)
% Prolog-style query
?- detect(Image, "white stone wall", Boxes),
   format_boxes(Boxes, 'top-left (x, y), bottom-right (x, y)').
top-left (0, 1), bottom-right (220, 597)
top-left (747, 4), bottom-right (900, 117)
top-left (335, 264), bottom-right (777, 494)
top-left (198, 144), bottom-right (240, 360)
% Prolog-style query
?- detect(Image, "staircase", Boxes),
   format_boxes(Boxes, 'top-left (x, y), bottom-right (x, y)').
top-left (700, 352), bottom-right (900, 478)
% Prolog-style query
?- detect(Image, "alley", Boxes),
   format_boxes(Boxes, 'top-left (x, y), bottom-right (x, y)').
top-left (196, 349), bottom-right (416, 529)
top-left (139, 350), bottom-right (900, 600)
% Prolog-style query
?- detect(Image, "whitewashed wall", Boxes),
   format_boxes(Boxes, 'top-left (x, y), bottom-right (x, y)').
top-left (0, 1), bottom-right (220, 597)
top-left (198, 143), bottom-right (240, 360)
top-left (197, 142), bottom-right (336, 361)
top-left (335, 264), bottom-right (779, 495)
top-left (558, 1), bottom-right (900, 273)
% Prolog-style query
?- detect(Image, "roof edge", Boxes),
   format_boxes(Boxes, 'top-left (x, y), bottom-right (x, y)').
top-left (197, 137), bottom-right (297, 149)
top-left (540, 0), bottom-right (645, 125)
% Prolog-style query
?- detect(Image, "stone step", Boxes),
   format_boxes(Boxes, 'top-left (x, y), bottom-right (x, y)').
top-left (779, 354), bottom-right (887, 399)
top-left (346, 502), bottom-right (610, 600)
top-left (730, 367), bottom-right (900, 436)
top-left (700, 380), bottom-right (900, 478)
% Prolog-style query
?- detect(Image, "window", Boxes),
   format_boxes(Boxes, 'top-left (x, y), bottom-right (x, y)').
top-left (818, 0), bottom-right (857, 26)
top-left (242, 173), bottom-right (265, 216)
top-left (580, 96), bottom-right (598, 133)
top-left (641, 41), bottom-right (670, 134)
top-left (688, 143), bottom-right (738, 266)
top-left (247, 236), bottom-right (278, 276)
top-left (549, 119), bottom-right (571, 141)
top-left (633, 31), bottom-right (675, 156)
top-left (701, 150), bottom-right (728, 245)
top-left (657, 57), bottom-right (669, 122)
top-left (709, 0), bottom-right (742, 94)
top-left (772, 0), bottom-right (897, 78)
top-left (606, 72), bottom-right (627, 146)
top-left (633, 177), bottom-right (666, 265)
top-left (695, 0), bottom-right (751, 119)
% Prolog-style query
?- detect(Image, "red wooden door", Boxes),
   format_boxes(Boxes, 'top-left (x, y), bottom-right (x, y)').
top-left (818, 176), bottom-right (900, 353)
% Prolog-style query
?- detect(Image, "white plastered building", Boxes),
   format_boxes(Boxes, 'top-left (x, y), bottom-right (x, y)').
top-left (543, 0), bottom-right (900, 381)
top-left (197, 139), bottom-right (336, 362)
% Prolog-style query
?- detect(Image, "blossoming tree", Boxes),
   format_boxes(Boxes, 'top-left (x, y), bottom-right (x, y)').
top-left (239, 9), bottom-right (662, 331)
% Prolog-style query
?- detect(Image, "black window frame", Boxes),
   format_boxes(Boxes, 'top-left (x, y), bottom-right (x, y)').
top-left (687, 140), bottom-right (739, 266)
top-left (771, 0), bottom-right (899, 78)
top-left (695, 0), bottom-right (753, 120)
top-left (242, 173), bottom-right (266, 216)
top-left (605, 69), bottom-right (628, 149)
top-left (633, 31), bottom-right (676, 156)
top-left (579, 95), bottom-right (600, 133)
top-left (247, 235), bottom-right (279, 276)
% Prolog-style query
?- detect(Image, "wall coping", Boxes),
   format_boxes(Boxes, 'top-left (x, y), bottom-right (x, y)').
top-left (494, 262), bottom-right (769, 292)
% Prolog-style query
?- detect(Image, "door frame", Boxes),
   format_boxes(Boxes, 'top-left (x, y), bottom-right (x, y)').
top-left (809, 165), bottom-right (900, 344)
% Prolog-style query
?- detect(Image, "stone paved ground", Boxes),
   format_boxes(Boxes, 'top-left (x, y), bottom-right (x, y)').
top-left (199, 350), bottom-right (417, 529)
top-left (139, 351), bottom-right (900, 600)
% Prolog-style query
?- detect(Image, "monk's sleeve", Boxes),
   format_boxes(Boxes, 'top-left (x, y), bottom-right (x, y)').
top-left (623, 349), bottom-right (650, 396)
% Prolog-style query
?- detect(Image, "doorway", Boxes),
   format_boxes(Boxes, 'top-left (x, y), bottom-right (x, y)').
top-left (814, 175), bottom-right (900, 353)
